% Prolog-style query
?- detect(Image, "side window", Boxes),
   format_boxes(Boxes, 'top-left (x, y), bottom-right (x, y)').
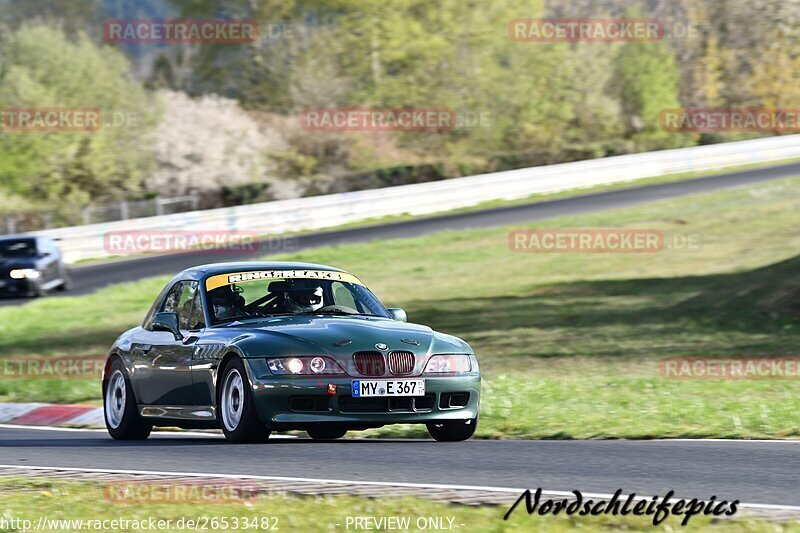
top-left (332, 282), bottom-right (357, 309)
top-left (143, 283), bottom-right (174, 330)
top-left (38, 239), bottom-right (57, 257)
top-left (160, 283), bottom-right (184, 314)
top-left (187, 288), bottom-right (206, 330)
top-left (161, 281), bottom-right (198, 330)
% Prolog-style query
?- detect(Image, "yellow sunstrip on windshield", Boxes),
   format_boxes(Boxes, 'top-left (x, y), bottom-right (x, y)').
top-left (205, 270), bottom-right (364, 291)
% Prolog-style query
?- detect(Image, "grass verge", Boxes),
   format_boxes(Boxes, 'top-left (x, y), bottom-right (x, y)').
top-left (1, 175), bottom-right (799, 439)
top-left (0, 477), bottom-right (793, 532)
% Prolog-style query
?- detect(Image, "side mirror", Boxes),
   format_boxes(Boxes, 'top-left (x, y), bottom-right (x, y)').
top-left (388, 308), bottom-right (407, 322)
top-left (153, 312), bottom-right (182, 340)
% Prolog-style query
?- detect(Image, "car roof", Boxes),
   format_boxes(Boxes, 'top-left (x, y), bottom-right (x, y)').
top-left (0, 235), bottom-right (39, 242)
top-left (176, 261), bottom-right (347, 281)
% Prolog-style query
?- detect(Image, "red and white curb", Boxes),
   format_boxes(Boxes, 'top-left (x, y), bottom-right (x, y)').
top-left (0, 402), bottom-right (103, 427)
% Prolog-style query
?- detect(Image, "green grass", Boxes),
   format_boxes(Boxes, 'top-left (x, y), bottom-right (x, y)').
top-left (1, 175), bottom-right (800, 439)
top-left (0, 477), bottom-right (793, 532)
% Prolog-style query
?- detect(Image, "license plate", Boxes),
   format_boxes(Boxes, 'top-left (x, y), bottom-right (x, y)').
top-left (0, 281), bottom-right (5, 288)
top-left (352, 379), bottom-right (425, 397)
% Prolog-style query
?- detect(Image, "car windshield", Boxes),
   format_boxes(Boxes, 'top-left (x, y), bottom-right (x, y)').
top-left (0, 239), bottom-right (37, 258)
top-left (205, 272), bottom-right (391, 325)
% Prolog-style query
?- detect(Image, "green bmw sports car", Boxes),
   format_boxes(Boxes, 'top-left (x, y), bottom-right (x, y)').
top-left (103, 262), bottom-right (481, 443)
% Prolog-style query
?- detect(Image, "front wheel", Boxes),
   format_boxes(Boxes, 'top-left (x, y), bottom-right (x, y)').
top-left (56, 270), bottom-right (72, 291)
top-left (218, 358), bottom-right (270, 443)
top-left (426, 417), bottom-right (477, 442)
top-left (29, 280), bottom-right (45, 298)
top-left (104, 360), bottom-right (152, 440)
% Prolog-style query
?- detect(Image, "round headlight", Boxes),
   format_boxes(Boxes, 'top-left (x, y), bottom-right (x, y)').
top-left (287, 358), bottom-right (304, 374)
top-left (309, 357), bottom-right (325, 374)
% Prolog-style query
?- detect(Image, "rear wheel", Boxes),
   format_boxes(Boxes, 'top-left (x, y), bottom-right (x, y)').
top-left (426, 417), bottom-right (477, 442)
top-left (104, 360), bottom-right (152, 440)
top-left (307, 426), bottom-right (348, 440)
top-left (219, 358), bottom-right (270, 443)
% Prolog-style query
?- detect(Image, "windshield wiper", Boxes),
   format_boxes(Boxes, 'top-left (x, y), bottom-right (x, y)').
top-left (216, 317), bottom-right (249, 327)
top-left (295, 309), bottom-right (355, 316)
top-left (216, 315), bottom-right (271, 326)
top-left (295, 310), bottom-right (390, 318)
top-left (219, 311), bottom-right (389, 322)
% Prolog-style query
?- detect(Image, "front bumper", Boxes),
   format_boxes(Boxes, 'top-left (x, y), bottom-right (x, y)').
top-left (245, 359), bottom-right (480, 428)
top-left (0, 278), bottom-right (36, 297)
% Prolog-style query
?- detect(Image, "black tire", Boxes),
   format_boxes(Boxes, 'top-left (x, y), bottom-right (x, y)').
top-left (103, 358), bottom-right (152, 440)
top-left (29, 280), bottom-right (45, 298)
top-left (56, 270), bottom-right (72, 291)
top-left (426, 417), bottom-right (478, 442)
top-left (218, 358), bottom-right (270, 443)
top-left (307, 426), bottom-right (348, 440)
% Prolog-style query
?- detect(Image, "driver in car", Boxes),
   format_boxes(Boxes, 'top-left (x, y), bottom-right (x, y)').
top-left (209, 285), bottom-right (247, 320)
top-left (282, 280), bottom-right (325, 314)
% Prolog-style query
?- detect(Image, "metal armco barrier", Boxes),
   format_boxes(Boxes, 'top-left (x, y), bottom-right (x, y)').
top-left (33, 135), bottom-right (800, 263)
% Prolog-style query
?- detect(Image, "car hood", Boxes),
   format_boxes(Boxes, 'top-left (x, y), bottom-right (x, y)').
top-left (0, 258), bottom-right (36, 270)
top-left (208, 315), bottom-right (471, 358)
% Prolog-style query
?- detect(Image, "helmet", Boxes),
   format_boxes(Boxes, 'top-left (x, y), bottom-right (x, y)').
top-left (283, 281), bottom-right (324, 313)
top-left (209, 286), bottom-right (242, 320)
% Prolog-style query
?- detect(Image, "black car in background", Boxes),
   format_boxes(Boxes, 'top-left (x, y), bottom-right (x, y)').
top-left (0, 236), bottom-right (71, 297)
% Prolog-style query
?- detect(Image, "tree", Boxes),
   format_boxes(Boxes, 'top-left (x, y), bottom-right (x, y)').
top-left (147, 90), bottom-right (289, 199)
top-left (0, 24), bottom-right (158, 210)
top-left (747, 38), bottom-right (800, 109)
top-left (613, 37), bottom-right (691, 150)
top-left (0, 0), bottom-right (104, 38)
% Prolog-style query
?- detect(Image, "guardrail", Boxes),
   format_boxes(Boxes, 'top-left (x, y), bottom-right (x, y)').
top-left (35, 135), bottom-right (800, 263)
top-left (2, 194), bottom-right (199, 235)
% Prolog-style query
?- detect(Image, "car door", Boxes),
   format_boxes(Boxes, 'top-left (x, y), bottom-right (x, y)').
top-left (133, 280), bottom-right (198, 406)
top-left (185, 288), bottom-right (219, 407)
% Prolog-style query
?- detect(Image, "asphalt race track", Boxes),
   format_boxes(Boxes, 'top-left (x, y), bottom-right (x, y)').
top-left (2, 160), bottom-right (800, 306)
top-left (1, 426), bottom-right (799, 507)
